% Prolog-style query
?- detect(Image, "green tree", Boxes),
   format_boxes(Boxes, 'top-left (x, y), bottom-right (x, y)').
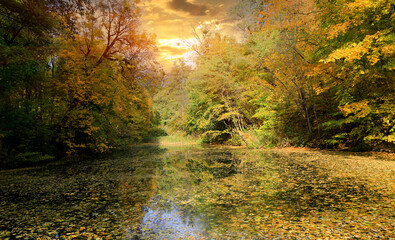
top-left (154, 61), bottom-right (191, 134)
top-left (0, 0), bottom-right (78, 164)
top-left (186, 34), bottom-right (258, 144)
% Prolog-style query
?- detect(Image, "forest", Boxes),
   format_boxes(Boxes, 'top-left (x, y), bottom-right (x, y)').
top-left (0, 0), bottom-right (394, 167)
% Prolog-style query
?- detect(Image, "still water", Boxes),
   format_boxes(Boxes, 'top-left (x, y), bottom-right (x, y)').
top-left (0, 146), bottom-right (394, 239)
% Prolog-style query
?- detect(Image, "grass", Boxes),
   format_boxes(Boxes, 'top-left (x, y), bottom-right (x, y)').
top-left (157, 135), bottom-right (198, 145)
top-left (141, 134), bottom-right (199, 147)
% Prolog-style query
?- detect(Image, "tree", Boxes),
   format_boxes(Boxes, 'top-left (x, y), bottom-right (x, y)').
top-left (243, 0), bottom-right (323, 145)
top-left (315, 0), bottom-right (395, 150)
top-left (0, 0), bottom-right (161, 166)
top-left (228, 0), bottom-right (263, 35)
top-left (154, 61), bottom-right (191, 133)
top-left (0, 0), bottom-right (78, 163)
top-left (186, 34), bottom-right (258, 144)
top-left (54, 0), bottom-right (158, 154)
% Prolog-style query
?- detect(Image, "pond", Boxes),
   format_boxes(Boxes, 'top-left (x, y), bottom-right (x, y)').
top-left (0, 146), bottom-right (394, 239)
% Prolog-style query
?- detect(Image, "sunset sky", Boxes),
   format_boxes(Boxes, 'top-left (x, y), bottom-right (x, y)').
top-left (140, 0), bottom-right (241, 69)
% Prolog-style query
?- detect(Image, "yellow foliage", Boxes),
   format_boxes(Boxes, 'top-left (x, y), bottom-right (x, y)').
top-left (381, 44), bottom-right (395, 57)
top-left (347, 0), bottom-right (373, 11)
top-left (340, 100), bottom-right (371, 118)
top-left (324, 32), bottom-right (389, 64)
top-left (218, 111), bottom-right (242, 121)
top-left (327, 22), bottom-right (350, 39)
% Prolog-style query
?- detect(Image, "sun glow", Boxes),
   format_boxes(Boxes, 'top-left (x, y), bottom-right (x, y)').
top-left (157, 38), bottom-right (198, 67)
top-left (158, 39), bottom-right (190, 49)
top-left (158, 38), bottom-right (199, 50)
top-left (139, 0), bottom-right (241, 70)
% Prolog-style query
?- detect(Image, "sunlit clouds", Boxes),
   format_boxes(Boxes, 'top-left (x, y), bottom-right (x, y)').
top-left (158, 38), bottom-right (190, 59)
top-left (157, 38), bottom-right (198, 67)
top-left (139, 0), bottom-right (240, 70)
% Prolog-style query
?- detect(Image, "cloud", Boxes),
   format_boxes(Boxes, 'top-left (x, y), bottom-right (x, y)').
top-left (158, 38), bottom-right (193, 48)
top-left (139, 0), bottom-right (241, 71)
top-left (167, 0), bottom-right (210, 16)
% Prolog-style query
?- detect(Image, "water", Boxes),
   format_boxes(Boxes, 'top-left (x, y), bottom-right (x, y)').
top-left (0, 146), bottom-right (394, 239)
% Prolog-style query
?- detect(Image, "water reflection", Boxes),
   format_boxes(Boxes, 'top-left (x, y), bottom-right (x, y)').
top-left (130, 148), bottom-right (394, 239)
top-left (138, 201), bottom-right (205, 239)
top-left (129, 149), bottom-right (243, 239)
top-left (0, 146), bottom-right (393, 239)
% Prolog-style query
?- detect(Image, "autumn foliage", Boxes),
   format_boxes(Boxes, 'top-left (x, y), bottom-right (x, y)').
top-left (0, 0), bottom-right (394, 167)
top-left (177, 0), bottom-right (394, 150)
top-left (0, 0), bottom-right (161, 166)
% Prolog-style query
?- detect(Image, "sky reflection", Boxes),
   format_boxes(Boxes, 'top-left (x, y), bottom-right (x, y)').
top-left (140, 202), bottom-right (206, 239)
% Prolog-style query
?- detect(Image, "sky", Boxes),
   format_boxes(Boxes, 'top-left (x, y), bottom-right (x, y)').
top-left (139, 0), bottom-right (241, 70)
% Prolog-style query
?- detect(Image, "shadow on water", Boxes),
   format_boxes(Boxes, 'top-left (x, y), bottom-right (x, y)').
top-left (186, 151), bottom-right (240, 181)
top-left (0, 145), bottom-right (166, 239)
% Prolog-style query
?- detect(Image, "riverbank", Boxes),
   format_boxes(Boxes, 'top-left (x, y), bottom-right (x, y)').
top-left (143, 135), bottom-right (395, 161)
top-left (270, 146), bottom-right (395, 161)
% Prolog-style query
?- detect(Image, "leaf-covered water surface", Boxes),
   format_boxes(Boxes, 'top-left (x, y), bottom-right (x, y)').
top-left (0, 147), bottom-right (394, 239)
